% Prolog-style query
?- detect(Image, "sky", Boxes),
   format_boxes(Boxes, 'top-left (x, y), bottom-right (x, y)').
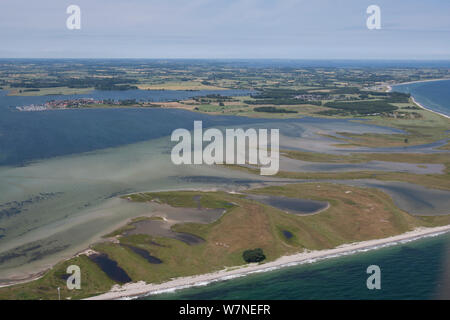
top-left (0, 0), bottom-right (449, 59)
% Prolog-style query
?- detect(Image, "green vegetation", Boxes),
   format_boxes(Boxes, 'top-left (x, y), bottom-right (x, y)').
top-left (193, 104), bottom-right (247, 113)
top-left (9, 77), bottom-right (138, 91)
top-left (246, 99), bottom-right (320, 105)
top-left (253, 106), bottom-right (298, 113)
top-left (122, 191), bottom-right (236, 210)
top-left (7, 87), bottom-right (94, 96)
top-left (243, 248), bottom-right (266, 263)
top-left (332, 107), bottom-right (449, 148)
top-left (321, 100), bottom-right (397, 116)
top-left (2, 184), bottom-right (449, 299)
top-left (0, 255), bottom-right (115, 300)
top-left (367, 91), bottom-right (411, 103)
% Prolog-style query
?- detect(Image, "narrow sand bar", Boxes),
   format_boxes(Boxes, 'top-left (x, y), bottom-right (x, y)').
top-left (87, 224), bottom-right (450, 300)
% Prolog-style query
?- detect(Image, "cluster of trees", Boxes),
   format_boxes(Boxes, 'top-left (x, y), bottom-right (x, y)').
top-left (22, 88), bottom-right (40, 92)
top-left (253, 106), bottom-right (298, 113)
top-left (246, 98), bottom-right (319, 105)
top-left (248, 89), bottom-right (322, 105)
top-left (369, 91), bottom-right (410, 103)
top-left (194, 94), bottom-right (234, 105)
top-left (247, 88), bottom-right (367, 105)
top-left (253, 89), bottom-right (309, 98)
top-left (242, 248), bottom-right (266, 263)
top-left (322, 100), bottom-right (398, 115)
top-left (402, 105), bottom-right (421, 110)
top-left (330, 87), bottom-right (361, 94)
top-left (94, 83), bottom-right (138, 91)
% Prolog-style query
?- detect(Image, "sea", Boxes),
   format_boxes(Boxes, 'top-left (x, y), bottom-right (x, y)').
top-left (142, 232), bottom-right (450, 300)
top-left (0, 79), bottom-right (449, 299)
top-left (392, 79), bottom-right (450, 117)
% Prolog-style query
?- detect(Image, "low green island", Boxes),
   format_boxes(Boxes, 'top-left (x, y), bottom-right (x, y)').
top-left (1, 183), bottom-right (449, 300)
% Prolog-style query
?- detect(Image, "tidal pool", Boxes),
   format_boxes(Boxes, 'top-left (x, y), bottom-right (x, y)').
top-left (122, 203), bottom-right (226, 245)
top-left (89, 253), bottom-right (131, 284)
top-left (245, 194), bottom-right (328, 215)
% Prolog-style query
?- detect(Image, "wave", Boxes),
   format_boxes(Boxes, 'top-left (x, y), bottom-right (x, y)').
top-left (126, 229), bottom-right (449, 300)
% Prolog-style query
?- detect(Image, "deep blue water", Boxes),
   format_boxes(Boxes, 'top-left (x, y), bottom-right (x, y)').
top-left (0, 89), bottom-right (269, 166)
top-left (0, 89), bottom-right (401, 166)
top-left (142, 232), bottom-right (450, 300)
top-left (392, 79), bottom-right (450, 117)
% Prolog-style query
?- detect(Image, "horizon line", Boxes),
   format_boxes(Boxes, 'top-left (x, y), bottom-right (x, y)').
top-left (1, 57), bottom-right (450, 61)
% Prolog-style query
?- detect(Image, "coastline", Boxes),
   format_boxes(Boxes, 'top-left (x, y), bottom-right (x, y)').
top-left (387, 78), bottom-right (450, 119)
top-left (86, 224), bottom-right (450, 300)
top-left (386, 78), bottom-right (450, 92)
top-left (410, 96), bottom-right (450, 119)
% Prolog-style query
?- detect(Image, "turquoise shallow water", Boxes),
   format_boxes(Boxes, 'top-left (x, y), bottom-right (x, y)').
top-left (142, 232), bottom-right (450, 300)
top-left (393, 79), bottom-right (450, 117)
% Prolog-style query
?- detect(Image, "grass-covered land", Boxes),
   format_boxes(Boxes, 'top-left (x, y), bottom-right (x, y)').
top-left (3, 60), bottom-right (448, 96)
top-left (308, 101), bottom-right (449, 149)
top-left (1, 184), bottom-right (449, 300)
top-left (6, 86), bottom-right (94, 96)
top-left (123, 191), bottom-right (236, 210)
top-left (0, 255), bottom-right (115, 300)
top-left (320, 100), bottom-right (398, 116)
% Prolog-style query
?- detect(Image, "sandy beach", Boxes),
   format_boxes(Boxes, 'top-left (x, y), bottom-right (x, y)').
top-left (411, 96), bottom-right (450, 119)
top-left (386, 78), bottom-right (450, 92)
top-left (87, 224), bottom-right (450, 300)
top-left (386, 78), bottom-right (450, 119)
